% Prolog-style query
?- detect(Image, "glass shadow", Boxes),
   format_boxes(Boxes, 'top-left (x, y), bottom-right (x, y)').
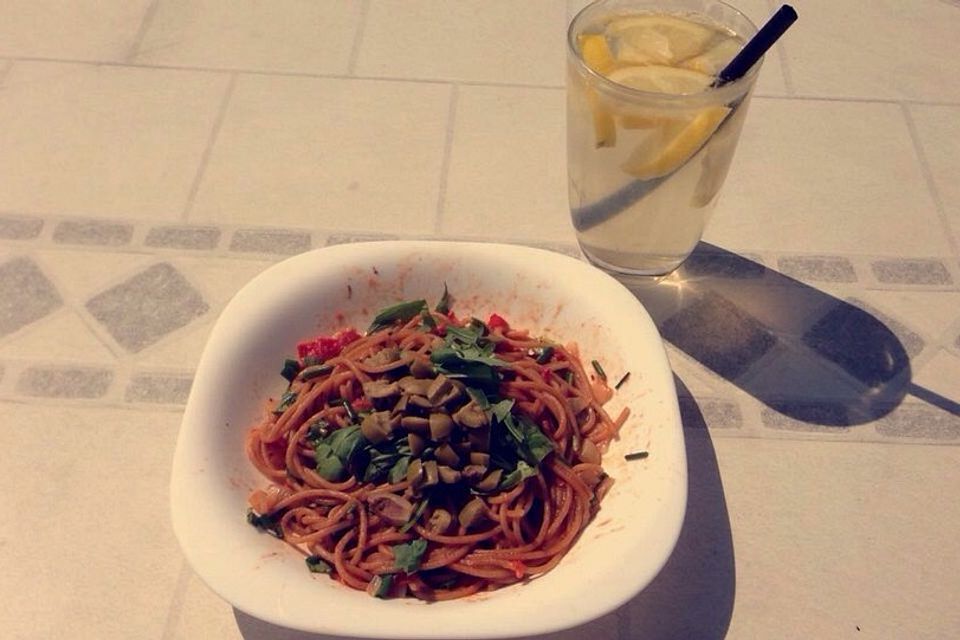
top-left (623, 243), bottom-right (917, 426)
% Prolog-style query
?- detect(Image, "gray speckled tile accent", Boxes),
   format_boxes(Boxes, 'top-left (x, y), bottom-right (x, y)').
top-left (875, 403), bottom-right (960, 440)
top-left (326, 232), bottom-right (398, 245)
top-left (125, 373), bottom-right (193, 404)
top-left (761, 403), bottom-right (853, 431)
top-left (145, 225), bottom-right (221, 250)
top-left (659, 291), bottom-right (778, 380)
top-left (778, 256), bottom-right (857, 283)
top-left (17, 366), bottom-right (113, 399)
top-left (681, 250), bottom-right (766, 279)
top-left (230, 228), bottom-right (312, 255)
top-left (871, 259), bottom-right (953, 285)
top-left (679, 397), bottom-right (742, 430)
top-left (86, 263), bottom-right (209, 352)
top-left (0, 256), bottom-right (63, 337)
top-left (803, 298), bottom-right (922, 388)
top-left (0, 215), bottom-right (44, 240)
top-left (52, 220), bottom-right (134, 246)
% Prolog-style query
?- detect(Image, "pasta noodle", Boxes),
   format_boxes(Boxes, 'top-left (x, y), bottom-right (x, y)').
top-left (244, 298), bottom-right (626, 600)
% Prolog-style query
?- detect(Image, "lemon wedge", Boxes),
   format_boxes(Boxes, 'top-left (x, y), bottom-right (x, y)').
top-left (680, 38), bottom-right (742, 75)
top-left (605, 14), bottom-right (715, 65)
top-left (621, 105), bottom-right (730, 179)
top-left (577, 33), bottom-right (616, 75)
top-left (607, 64), bottom-right (714, 94)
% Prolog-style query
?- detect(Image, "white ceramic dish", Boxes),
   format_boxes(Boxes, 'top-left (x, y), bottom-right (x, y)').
top-left (170, 241), bottom-right (685, 639)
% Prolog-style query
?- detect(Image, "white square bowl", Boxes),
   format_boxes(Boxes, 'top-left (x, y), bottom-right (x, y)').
top-left (171, 241), bottom-right (685, 638)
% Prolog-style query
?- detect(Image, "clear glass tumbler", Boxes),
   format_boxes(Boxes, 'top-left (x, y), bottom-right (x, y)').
top-left (567, 0), bottom-right (762, 276)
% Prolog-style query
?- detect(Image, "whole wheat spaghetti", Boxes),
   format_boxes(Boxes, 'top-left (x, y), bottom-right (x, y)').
top-left (245, 295), bottom-right (628, 600)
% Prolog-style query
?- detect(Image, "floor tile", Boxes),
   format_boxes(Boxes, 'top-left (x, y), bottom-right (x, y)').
top-left (0, 309), bottom-right (117, 364)
top-left (356, 0), bottom-right (568, 86)
top-left (442, 85), bottom-right (571, 241)
top-left (705, 98), bottom-right (946, 255)
top-left (0, 255), bottom-right (63, 337)
top-left (0, 62), bottom-right (229, 219)
top-left (0, 404), bottom-right (183, 639)
top-left (715, 437), bottom-right (960, 639)
top-left (908, 104), bottom-right (960, 249)
top-left (0, 1), bottom-right (151, 61)
top-left (783, 0), bottom-right (960, 101)
top-left (134, 0), bottom-right (362, 74)
top-left (36, 250), bottom-right (153, 302)
top-left (190, 75), bottom-right (449, 232)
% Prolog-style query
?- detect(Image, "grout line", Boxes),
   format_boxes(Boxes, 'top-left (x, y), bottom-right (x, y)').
top-left (899, 102), bottom-right (960, 256)
top-left (181, 73), bottom-right (238, 222)
top-left (0, 59), bottom-right (14, 85)
top-left (124, 0), bottom-right (161, 63)
top-left (433, 84), bottom-right (460, 234)
top-left (346, 0), bottom-right (370, 75)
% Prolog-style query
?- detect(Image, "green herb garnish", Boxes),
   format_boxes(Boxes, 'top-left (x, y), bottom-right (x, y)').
top-left (305, 555), bottom-right (332, 573)
top-left (625, 450), bottom-right (649, 461)
top-left (246, 509), bottom-right (283, 538)
top-left (368, 299), bottom-right (428, 333)
top-left (280, 358), bottom-right (302, 383)
top-left (435, 283), bottom-right (452, 314)
top-left (591, 359), bottom-right (607, 381)
top-left (392, 538), bottom-right (428, 574)
top-left (368, 574), bottom-right (393, 598)
top-left (272, 390), bottom-right (298, 415)
top-left (614, 371), bottom-right (630, 390)
top-left (499, 460), bottom-right (538, 490)
top-left (299, 363), bottom-right (333, 381)
top-left (399, 497), bottom-right (430, 533)
top-left (313, 424), bottom-right (365, 481)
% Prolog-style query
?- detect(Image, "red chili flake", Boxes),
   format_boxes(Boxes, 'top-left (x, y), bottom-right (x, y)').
top-left (296, 328), bottom-right (361, 361)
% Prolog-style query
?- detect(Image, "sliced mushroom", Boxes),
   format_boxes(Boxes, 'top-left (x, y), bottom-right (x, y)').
top-left (435, 443), bottom-right (460, 468)
top-left (579, 438), bottom-right (601, 465)
top-left (409, 356), bottom-right (435, 379)
top-left (473, 468), bottom-right (503, 493)
top-left (368, 492), bottom-right (414, 526)
top-left (400, 415), bottom-right (429, 433)
top-left (468, 452), bottom-right (490, 467)
top-left (437, 465), bottom-right (461, 484)
top-left (408, 395), bottom-right (434, 409)
top-left (458, 497), bottom-right (490, 531)
top-left (421, 460), bottom-right (439, 488)
top-left (362, 379), bottom-right (400, 400)
top-left (569, 395), bottom-right (590, 416)
top-left (363, 346), bottom-right (406, 370)
top-left (426, 375), bottom-right (453, 404)
top-left (361, 411), bottom-right (393, 444)
top-left (429, 413), bottom-right (454, 441)
top-left (461, 464), bottom-right (487, 484)
top-left (467, 424), bottom-right (491, 452)
top-left (575, 465), bottom-right (606, 490)
top-left (407, 432), bottom-right (427, 457)
top-left (392, 394), bottom-right (409, 414)
top-left (426, 508), bottom-right (453, 534)
top-left (406, 459), bottom-right (424, 486)
top-left (453, 401), bottom-right (488, 429)
top-left (398, 376), bottom-right (432, 396)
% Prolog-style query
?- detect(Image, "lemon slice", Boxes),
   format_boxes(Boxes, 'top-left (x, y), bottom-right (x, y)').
top-left (577, 33), bottom-right (616, 75)
top-left (680, 38), bottom-right (742, 75)
top-left (607, 64), bottom-right (714, 95)
top-left (605, 14), bottom-right (715, 65)
top-left (621, 105), bottom-right (730, 179)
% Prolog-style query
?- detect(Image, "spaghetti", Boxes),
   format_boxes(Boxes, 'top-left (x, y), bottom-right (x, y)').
top-left (245, 295), bottom-right (628, 600)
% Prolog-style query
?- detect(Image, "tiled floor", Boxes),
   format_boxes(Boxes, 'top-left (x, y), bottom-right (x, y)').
top-left (1, 0), bottom-right (959, 639)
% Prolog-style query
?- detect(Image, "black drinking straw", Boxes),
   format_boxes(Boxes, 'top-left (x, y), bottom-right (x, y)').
top-left (715, 5), bottom-right (798, 86)
top-left (572, 5), bottom-right (799, 233)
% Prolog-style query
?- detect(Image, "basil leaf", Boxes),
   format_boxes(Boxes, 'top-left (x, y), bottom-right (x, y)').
top-left (314, 442), bottom-right (346, 481)
top-left (368, 299), bottom-right (428, 333)
top-left (499, 460), bottom-right (538, 490)
top-left (388, 456), bottom-right (411, 484)
top-left (392, 538), bottom-right (428, 574)
top-left (419, 309), bottom-right (437, 331)
top-left (305, 555), bottom-right (332, 573)
top-left (399, 497), bottom-right (429, 533)
top-left (369, 574), bottom-right (393, 598)
top-left (465, 386), bottom-right (490, 410)
top-left (490, 399), bottom-right (515, 423)
top-left (518, 416), bottom-right (554, 465)
top-left (280, 358), bottom-right (302, 382)
top-left (435, 283), bottom-right (452, 314)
